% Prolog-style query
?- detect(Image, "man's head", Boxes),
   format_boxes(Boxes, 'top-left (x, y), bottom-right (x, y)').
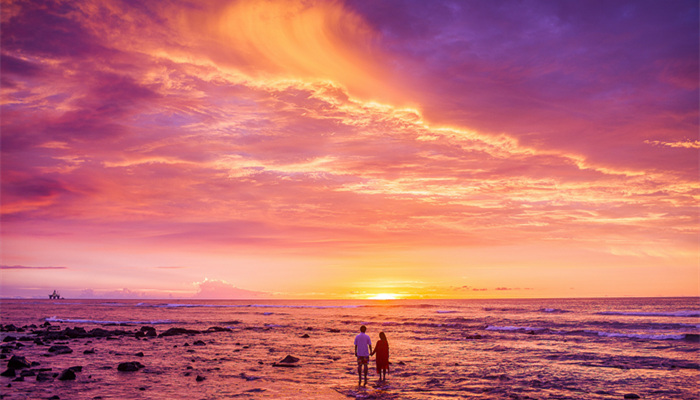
top-left (360, 325), bottom-right (367, 333)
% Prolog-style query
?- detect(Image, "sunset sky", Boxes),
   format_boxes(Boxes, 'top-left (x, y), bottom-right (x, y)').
top-left (1, 0), bottom-right (698, 299)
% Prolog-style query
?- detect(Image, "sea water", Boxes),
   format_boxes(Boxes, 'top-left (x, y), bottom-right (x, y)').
top-left (0, 297), bottom-right (698, 399)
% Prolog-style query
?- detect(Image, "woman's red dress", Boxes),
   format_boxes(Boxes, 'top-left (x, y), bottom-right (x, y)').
top-left (374, 339), bottom-right (389, 373)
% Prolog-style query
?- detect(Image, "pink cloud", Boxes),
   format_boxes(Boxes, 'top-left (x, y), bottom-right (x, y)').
top-left (193, 279), bottom-right (266, 299)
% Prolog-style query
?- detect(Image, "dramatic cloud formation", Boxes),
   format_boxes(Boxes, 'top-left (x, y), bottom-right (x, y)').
top-left (1, 0), bottom-right (697, 299)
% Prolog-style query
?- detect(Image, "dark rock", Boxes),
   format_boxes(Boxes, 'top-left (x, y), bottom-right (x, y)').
top-left (68, 366), bottom-right (82, 373)
top-left (158, 328), bottom-right (201, 337)
top-left (1, 368), bottom-right (16, 377)
top-left (2, 336), bottom-right (16, 342)
top-left (3, 325), bottom-right (17, 332)
top-left (58, 369), bottom-right (76, 380)
top-left (83, 349), bottom-right (96, 354)
top-left (300, 334), bottom-right (310, 338)
top-left (204, 326), bottom-right (231, 333)
top-left (624, 395), bottom-right (641, 399)
top-left (196, 375), bottom-right (206, 382)
top-left (139, 387), bottom-right (146, 391)
top-left (328, 328), bottom-right (341, 333)
top-left (273, 355), bottom-right (300, 367)
top-left (48, 345), bottom-right (73, 355)
top-left (49, 396), bottom-right (60, 400)
top-left (192, 340), bottom-right (206, 346)
top-left (426, 378), bottom-right (441, 386)
top-left (12, 376), bottom-right (23, 381)
top-left (36, 372), bottom-right (53, 382)
top-left (135, 352), bottom-right (144, 357)
top-left (8, 355), bottom-right (31, 369)
top-left (20, 369), bottom-right (36, 377)
top-left (117, 362), bottom-right (145, 372)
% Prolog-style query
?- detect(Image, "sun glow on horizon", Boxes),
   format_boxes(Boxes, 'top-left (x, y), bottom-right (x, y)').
top-left (368, 293), bottom-right (400, 300)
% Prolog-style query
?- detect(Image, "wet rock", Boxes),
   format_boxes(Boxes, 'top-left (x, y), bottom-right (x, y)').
top-left (58, 369), bottom-right (76, 380)
top-left (2, 336), bottom-right (16, 342)
top-left (3, 325), bottom-right (17, 332)
top-left (83, 349), bottom-right (96, 355)
top-left (300, 334), bottom-right (310, 338)
top-left (12, 376), bottom-right (23, 381)
top-left (48, 345), bottom-right (73, 355)
top-left (8, 355), bottom-right (31, 369)
top-left (117, 362), bottom-right (145, 372)
top-left (135, 352), bottom-right (144, 357)
top-left (196, 375), bottom-right (206, 382)
top-left (1, 368), bottom-right (16, 377)
top-left (624, 395), bottom-right (641, 399)
top-left (20, 369), bottom-right (36, 377)
top-left (192, 340), bottom-right (206, 346)
top-left (204, 326), bottom-right (231, 333)
top-left (36, 372), bottom-right (53, 382)
top-left (49, 396), bottom-right (60, 400)
top-left (158, 328), bottom-right (201, 337)
top-left (273, 355), bottom-right (301, 367)
top-left (426, 378), bottom-right (441, 386)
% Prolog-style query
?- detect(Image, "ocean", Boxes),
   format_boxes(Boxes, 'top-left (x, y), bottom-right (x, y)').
top-left (0, 297), bottom-right (698, 399)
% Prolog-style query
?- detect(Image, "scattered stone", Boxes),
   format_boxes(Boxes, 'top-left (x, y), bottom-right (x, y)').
top-left (12, 376), bottom-right (23, 382)
top-left (2, 336), bottom-right (16, 342)
top-left (158, 328), bottom-right (201, 337)
top-left (36, 372), bottom-right (53, 382)
top-left (196, 375), bottom-right (206, 382)
top-left (328, 328), bottom-right (340, 333)
top-left (1, 368), bottom-right (16, 377)
top-left (68, 366), bottom-right (82, 373)
top-left (117, 362), bottom-right (145, 372)
top-left (135, 352), bottom-right (144, 357)
top-left (273, 355), bottom-right (300, 368)
top-left (8, 355), bottom-right (31, 369)
top-left (49, 396), bottom-right (60, 400)
top-left (204, 326), bottom-right (231, 333)
top-left (83, 349), bottom-right (95, 354)
top-left (139, 387), bottom-right (146, 391)
top-left (300, 334), bottom-right (310, 338)
top-left (58, 369), bottom-right (76, 380)
top-left (48, 345), bottom-right (73, 355)
top-left (624, 395), bottom-right (641, 399)
top-left (192, 340), bottom-right (206, 346)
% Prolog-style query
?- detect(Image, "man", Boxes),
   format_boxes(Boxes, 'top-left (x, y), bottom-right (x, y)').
top-left (353, 325), bottom-right (372, 386)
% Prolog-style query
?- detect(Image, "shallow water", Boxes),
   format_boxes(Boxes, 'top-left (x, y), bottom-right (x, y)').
top-left (1, 298), bottom-right (698, 399)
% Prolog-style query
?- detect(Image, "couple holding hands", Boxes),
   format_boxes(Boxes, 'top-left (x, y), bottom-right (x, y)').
top-left (353, 325), bottom-right (390, 386)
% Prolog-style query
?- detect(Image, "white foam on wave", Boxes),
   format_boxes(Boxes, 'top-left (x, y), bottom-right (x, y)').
top-left (485, 325), bottom-right (544, 332)
top-left (45, 316), bottom-right (176, 325)
top-left (597, 310), bottom-right (700, 318)
top-left (591, 331), bottom-right (686, 340)
top-left (436, 310), bottom-right (458, 314)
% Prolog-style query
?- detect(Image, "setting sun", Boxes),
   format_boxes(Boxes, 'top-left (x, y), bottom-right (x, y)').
top-left (368, 293), bottom-right (399, 300)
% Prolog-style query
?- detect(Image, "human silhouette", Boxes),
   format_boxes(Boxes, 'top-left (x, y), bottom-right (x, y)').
top-left (353, 325), bottom-right (372, 386)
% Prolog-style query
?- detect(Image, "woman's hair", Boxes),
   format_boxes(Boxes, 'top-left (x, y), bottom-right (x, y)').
top-left (379, 331), bottom-right (388, 344)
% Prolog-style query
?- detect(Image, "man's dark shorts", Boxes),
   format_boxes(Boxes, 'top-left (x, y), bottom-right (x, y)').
top-left (357, 356), bottom-right (369, 365)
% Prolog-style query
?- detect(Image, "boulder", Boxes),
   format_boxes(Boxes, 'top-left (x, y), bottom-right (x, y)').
top-left (36, 372), bottom-right (53, 382)
top-left (7, 355), bottom-right (31, 369)
top-left (273, 355), bottom-right (300, 368)
top-left (48, 345), bottom-right (73, 355)
top-left (57, 369), bottom-right (76, 380)
top-left (1, 368), bottom-right (16, 377)
top-left (158, 328), bottom-right (201, 337)
top-left (117, 362), bottom-right (145, 372)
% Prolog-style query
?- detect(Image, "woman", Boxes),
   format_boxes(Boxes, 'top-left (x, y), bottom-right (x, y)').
top-left (370, 331), bottom-right (389, 381)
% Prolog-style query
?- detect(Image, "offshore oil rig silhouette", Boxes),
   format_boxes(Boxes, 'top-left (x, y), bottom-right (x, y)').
top-left (48, 290), bottom-right (63, 300)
